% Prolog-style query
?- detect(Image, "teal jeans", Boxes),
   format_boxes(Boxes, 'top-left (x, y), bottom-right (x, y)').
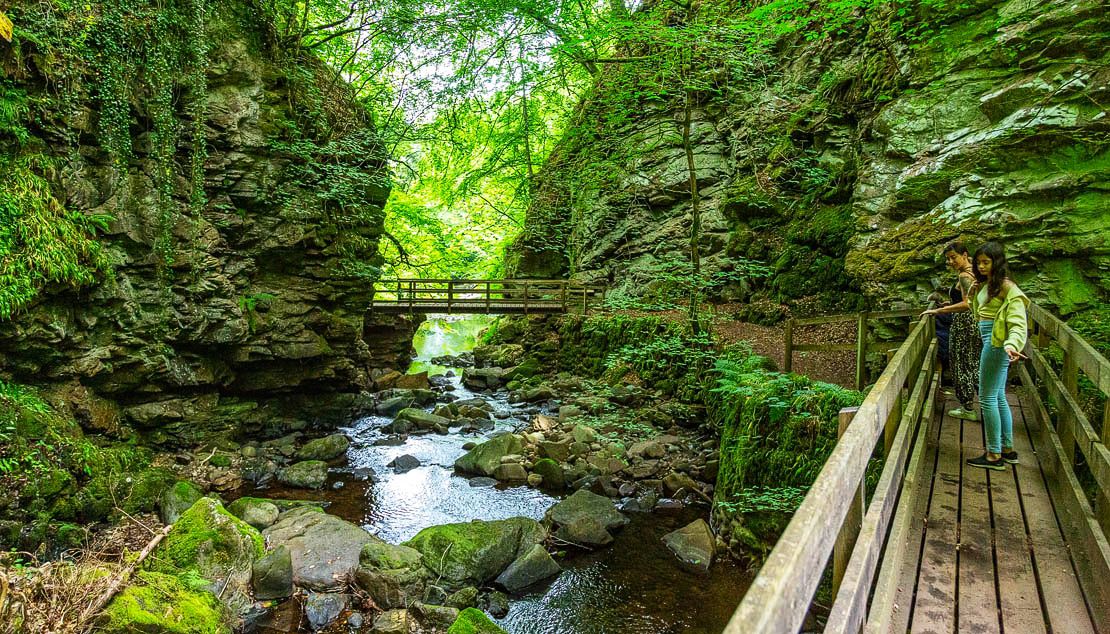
top-left (978, 320), bottom-right (1013, 454)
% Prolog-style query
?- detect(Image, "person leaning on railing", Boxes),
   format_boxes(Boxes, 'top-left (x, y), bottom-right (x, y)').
top-left (965, 241), bottom-right (1030, 471)
top-left (921, 242), bottom-right (982, 423)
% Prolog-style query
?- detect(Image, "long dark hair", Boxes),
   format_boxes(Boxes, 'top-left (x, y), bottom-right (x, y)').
top-left (973, 241), bottom-right (1009, 299)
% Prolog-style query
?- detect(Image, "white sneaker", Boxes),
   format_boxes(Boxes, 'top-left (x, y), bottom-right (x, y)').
top-left (949, 407), bottom-right (978, 421)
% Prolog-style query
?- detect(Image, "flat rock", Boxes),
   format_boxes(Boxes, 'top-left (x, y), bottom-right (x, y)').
top-left (494, 544), bottom-right (561, 592)
top-left (662, 519), bottom-right (715, 573)
top-left (262, 507), bottom-right (374, 591)
top-left (544, 489), bottom-right (629, 532)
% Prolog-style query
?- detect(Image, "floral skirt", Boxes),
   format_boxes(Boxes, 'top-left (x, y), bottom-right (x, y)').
top-left (951, 310), bottom-right (981, 409)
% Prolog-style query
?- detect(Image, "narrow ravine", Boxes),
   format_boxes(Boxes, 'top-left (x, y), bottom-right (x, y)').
top-left (241, 315), bottom-right (749, 633)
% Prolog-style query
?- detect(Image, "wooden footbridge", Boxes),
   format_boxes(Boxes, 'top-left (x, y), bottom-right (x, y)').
top-left (730, 303), bottom-right (1110, 633)
top-left (369, 279), bottom-right (605, 314)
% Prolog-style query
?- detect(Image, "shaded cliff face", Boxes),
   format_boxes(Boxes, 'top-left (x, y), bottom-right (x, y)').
top-left (0, 2), bottom-right (416, 444)
top-left (509, 0), bottom-right (1108, 316)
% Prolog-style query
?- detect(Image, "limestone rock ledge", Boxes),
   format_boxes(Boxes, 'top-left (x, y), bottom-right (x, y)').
top-left (0, 3), bottom-right (417, 444)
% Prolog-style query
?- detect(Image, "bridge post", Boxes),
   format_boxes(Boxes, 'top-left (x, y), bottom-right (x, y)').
top-left (447, 279), bottom-right (454, 314)
top-left (833, 406), bottom-right (865, 601)
top-left (855, 312), bottom-right (869, 390)
top-left (561, 282), bottom-right (567, 313)
top-left (486, 281), bottom-right (491, 313)
top-left (784, 319), bottom-right (795, 373)
top-left (523, 280), bottom-right (529, 315)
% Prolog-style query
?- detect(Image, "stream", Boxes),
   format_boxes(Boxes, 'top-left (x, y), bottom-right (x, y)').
top-left (249, 315), bottom-right (749, 633)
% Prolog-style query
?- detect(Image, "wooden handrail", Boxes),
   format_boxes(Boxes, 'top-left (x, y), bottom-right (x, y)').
top-left (783, 308), bottom-right (923, 389)
top-left (726, 316), bottom-right (935, 633)
top-left (369, 279), bottom-right (606, 315)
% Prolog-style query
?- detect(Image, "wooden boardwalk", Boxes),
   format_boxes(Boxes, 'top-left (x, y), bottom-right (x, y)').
top-left (369, 278), bottom-right (605, 314)
top-left (727, 304), bottom-right (1110, 634)
top-left (896, 391), bottom-right (1097, 633)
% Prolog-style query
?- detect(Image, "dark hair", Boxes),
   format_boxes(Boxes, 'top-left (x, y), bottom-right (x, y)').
top-left (973, 241), bottom-right (1009, 299)
top-left (943, 241), bottom-right (969, 256)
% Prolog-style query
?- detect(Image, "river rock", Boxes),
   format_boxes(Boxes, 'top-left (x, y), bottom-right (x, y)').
top-left (537, 440), bottom-right (571, 462)
top-left (278, 460), bottom-right (329, 489)
top-left (147, 497), bottom-right (262, 613)
top-left (295, 434), bottom-right (350, 461)
top-left (304, 592), bottom-right (349, 630)
top-left (531, 458), bottom-right (565, 490)
top-left (454, 434), bottom-right (524, 476)
top-left (483, 591), bottom-right (510, 618)
top-left (509, 385), bottom-right (555, 403)
top-left (662, 472), bottom-right (702, 497)
top-left (554, 516), bottom-right (614, 547)
top-left (388, 454), bottom-right (421, 473)
top-left (662, 519), bottom-right (715, 573)
top-left (391, 408), bottom-right (452, 434)
top-left (252, 545), bottom-right (293, 600)
top-left (377, 395), bottom-right (415, 416)
top-left (414, 602), bottom-right (460, 629)
top-left (493, 463), bottom-right (528, 481)
top-left (545, 489), bottom-right (629, 533)
top-left (373, 609), bottom-right (413, 634)
top-left (468, 477), bottom-right (498, 487)
top-left (571, 424), bottom-right (597, 443)
top-left (494, 544), bottom-right (561, 592)
top-left (375, 370), bottom-right (404, 390)
top-left (453, 397), bottom-right (492, 410)
top-left (227, 497), bottom-right (280, 530)
top-left (446, 586), bottom-right (479, 609)
top-left (629, 440), bottom-right (666, 459)
top-left (158, 480), bottom-right (203, 524)
top-left (262, 507), bottom-right (374, 591)
top-left (402, 517), bottom-right (546, 587)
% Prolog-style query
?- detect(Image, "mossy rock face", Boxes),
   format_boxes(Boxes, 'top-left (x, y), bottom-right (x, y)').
top-left (146, 497), bottom-right (263, 613)
top-left (403, 517), bottom-right (546, 588)
top-left (101, 570), bottom-right (230, 634)
top-left (446, 607), bottom-right (508, 634)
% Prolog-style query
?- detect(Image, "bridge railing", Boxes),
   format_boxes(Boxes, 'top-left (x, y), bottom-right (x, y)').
top-left (726, 315), bottom-right (939, 633)
top-left (370, 279), bottom-right (606, 314)
top-left (784, 308), bottom-right (921, 390)
top-left (1018, 303), bottom-right (1110, 628)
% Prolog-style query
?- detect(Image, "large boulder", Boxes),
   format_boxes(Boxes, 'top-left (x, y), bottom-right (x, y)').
top-left (295, 434), bottom-right (350, 461)
top-left (544, 489), bottom-right (629, 533)
top-left (662, 519), bottom-right (715, 573)
top-left (531, 459), bottom-right (565, 490)
top-left (403, 517), bottom-right (546, 588)
top-left (353, 537), bottom-right (428, 609)
top-left (145, 497), bottom-right (263, 613)
top-left (447, 608), bottom-right (508, 634)
top-left (390, 408), bottom-right (451, 434)
top-left (494, 544), bottom-right (561, 593)
top-left (454, 434), bottom-right (524, 477)
top-left (278, 460), bottom-right (329, 489)
top-left (158, 480), bottom-right (204, 525)
top-left (261, 507), bottom-right (374, 591)
top-left (554, 516), bottom-right (614, 547)
top-left (101, 571), bottom-right (229, 634)
top-left (252, 545), bottom-right (294, 600)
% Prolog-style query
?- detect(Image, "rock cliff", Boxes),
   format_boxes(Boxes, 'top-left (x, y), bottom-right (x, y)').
top-left (0, 1), bottom-right (416, 444)
top-left (509, 0), bottom-right (1108, 316)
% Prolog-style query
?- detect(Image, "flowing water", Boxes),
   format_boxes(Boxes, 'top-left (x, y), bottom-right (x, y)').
top-left (245, 315), bottom-right (749, 633)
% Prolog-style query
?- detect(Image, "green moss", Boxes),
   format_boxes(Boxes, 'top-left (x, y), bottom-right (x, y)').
top-left (446, 608), bottom-right (508, 634)
top-left (147, 497), bottom-right (263, 579)
top-left (101, 570), bottom-right (230, 634)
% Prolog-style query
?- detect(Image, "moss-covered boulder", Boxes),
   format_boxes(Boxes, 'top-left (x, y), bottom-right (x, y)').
top-left (226, 497), bottom-right (280, 530)
top-left (447, 608), bottom-right (508, 634)
top-left (403, 517), bottom-right (546, 588)
top-left (544, 489), bottom-right (629, 533)
top-left (101, 570), bottom-right (230, 634)
top-left (295, 434), bottom-right (350, 461)
top-left (453, 434), bottom-right (524, 477)
top-left (494, 543), bottom-right (561, 592)
top-left (146, 497), bottom-right (263, 613)
top-left (353, 537), bottom-right (428, 609)
top-left (159, 481), bottom-right (204, 525)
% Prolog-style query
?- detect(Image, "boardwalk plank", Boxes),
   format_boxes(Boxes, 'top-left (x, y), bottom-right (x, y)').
top-left (911, 402), bottom-right (961, 634)
top-left (958, 414), bottom-right (1000, 634)
top-left (990, 396), bottom-right (1046, 634)
top-left (1011, 392), bottom-right (1096, 634)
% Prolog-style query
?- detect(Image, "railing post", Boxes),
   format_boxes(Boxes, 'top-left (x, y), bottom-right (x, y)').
top-left (523, 281), bottom-right (529, 315)
top-left (784, 318), bottom-right (795, 373)
top-left (408, 280), bottom-right (414, 312)
top-left (447, 279), bottom-right (454, 314)
top-left (486, 281), bottom-right (491, 313)
top-left (833, 406), bottom-right (865, 600)
top-left (561, 282), bottom-right (567, 313)
top-left (581, 286), bottom-right (587, 313)
top-left (855, 312), bottom-right (869, 390)
top-left (1063, 349), bottom-right (1078, 398)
